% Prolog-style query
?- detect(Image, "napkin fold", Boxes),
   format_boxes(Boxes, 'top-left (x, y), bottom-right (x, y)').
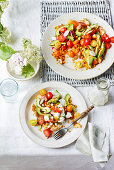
top-left (75, 123), bottom-right (110, 167)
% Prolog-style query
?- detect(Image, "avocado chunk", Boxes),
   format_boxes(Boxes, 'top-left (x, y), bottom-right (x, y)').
top-left (89, 45), bottom-right (94, 51)
top-left (76, 30), bottom-right (82, 37)
top-left (97, 41), bottom-right (105, 58)
top-left (95, 34), bottom-right (101, 56)
top-left (83, 49), bottom-right (94, 67)
top-left (36, 97), bottom-right (51, 114)
top-left (47, 90), bottom-right (62, 104)
top-left (36, 106), bottom-right (44, 115)
top-left (55, 25), bottom-right (68, 37)
top-left (67, 24), bottom-right (73, 31)
top-left (68, 36), bottom-right (74, 42)
top-left (86, 56), bottom-right (94, 66)
top-left (64, 93), bottom-right (71, 105)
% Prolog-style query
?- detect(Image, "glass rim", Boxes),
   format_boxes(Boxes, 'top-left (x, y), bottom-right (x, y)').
top-left (96, 77), bottom-right (110, 91)
top-left (0, 78), bottom-right (18, 97)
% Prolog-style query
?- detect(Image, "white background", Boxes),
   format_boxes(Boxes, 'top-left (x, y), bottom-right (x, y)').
top-left (0, 0), bottom-right (114, 170)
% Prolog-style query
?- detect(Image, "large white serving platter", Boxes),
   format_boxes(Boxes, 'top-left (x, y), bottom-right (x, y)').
top-left (42, 12), bottom-right (114, 80)
top-left (19, 82), bottom-right (88, 148)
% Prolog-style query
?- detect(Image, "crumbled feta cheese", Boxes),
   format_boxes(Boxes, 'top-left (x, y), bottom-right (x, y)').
top-left (44, 115), bottom-right (49, 121)
top-left (59, 99), bottom-right (66, 106)
top-left (58, 117), bottom-right (65, 122)
top-left (66, 112), bottom-right (72, 118)
top-left (64, 30), bottom-right (69, 37)
top-left (53, 112), bottom-right (60, 118)
top-left (89, 51), bottom-right (96, 56)
top-left (51, 37), bottom-right (57, 41)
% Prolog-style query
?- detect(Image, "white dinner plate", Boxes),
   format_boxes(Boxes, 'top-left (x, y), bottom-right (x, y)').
top-left (42, 12), bottom-right (114, 80)
top-left (19, 82), bottom-right (88, 148)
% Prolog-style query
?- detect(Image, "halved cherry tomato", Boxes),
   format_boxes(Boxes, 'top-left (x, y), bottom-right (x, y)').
top-left (72, 20), bottom-right (79, 29)
top-left (54, 50), bottom-right (60, 57)
top-left (58, 35), bottom-right (66, 42)
top-left (105, 43), bottom-right (112, 49)
top-left (102, 33), bottom-right (110, 43)
top-left (84, 34), bottom-right (91, 40)
top-left (66, 105), bottom-right (73, 112)
top-left (84, 38), bottom-right (91, 46)
top-left (61, 44), bottom-right (67, 50)
top-left (92, 59), bottom-right (98, 65)
top-left (60, 27), bottom-right (67, 34)
top-left (110, 36), bottom-right (114, 43)
top-left (43, 129), bottom-right (51, 138)
top-left (37, 116), bottom-right (45, 125)
top-left (80, 39), bottom-right (85, 46)
top-left (46, 92), bottom-right (53, 100)
top-left (56, 107), bottom-right (62, 113)
top-left (67, 40), bottom-right (73, 47)
top-left (67, 50), bottom-right (75, 58)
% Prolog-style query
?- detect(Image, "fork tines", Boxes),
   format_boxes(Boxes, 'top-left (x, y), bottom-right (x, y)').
top-left (53, 131), bottom-right (62, 140)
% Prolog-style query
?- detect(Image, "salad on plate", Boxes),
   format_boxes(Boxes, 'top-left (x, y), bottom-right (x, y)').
top-left (30, 89), bottom-right (81, 138)
top-left (50, 18), bottom-right (114, 70)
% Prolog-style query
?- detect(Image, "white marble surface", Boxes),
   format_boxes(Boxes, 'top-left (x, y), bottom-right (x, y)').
top-left (0, 0), bottom-right (114, 170)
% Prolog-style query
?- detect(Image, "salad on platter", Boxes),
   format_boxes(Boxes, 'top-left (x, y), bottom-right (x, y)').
top-left (50, 18), bottom-right (114, 70)
top-left (30, 89), bottom-right (81, 138)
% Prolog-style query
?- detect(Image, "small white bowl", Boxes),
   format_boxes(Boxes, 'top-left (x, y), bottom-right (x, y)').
top-left (6, 61), bottom-right (40, 81)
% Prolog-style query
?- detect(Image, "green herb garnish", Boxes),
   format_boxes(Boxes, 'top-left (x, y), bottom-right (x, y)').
top-left (22, 63), bottom-right (35, 78)
top-left (0, 43), bottom-right (15, 60)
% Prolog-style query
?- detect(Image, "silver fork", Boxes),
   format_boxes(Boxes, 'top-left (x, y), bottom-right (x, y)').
top-left (53, 105), bottom-right (94, 140)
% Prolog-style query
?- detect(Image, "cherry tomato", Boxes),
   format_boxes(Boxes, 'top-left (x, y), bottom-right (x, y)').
top-left (60, 27), bottom-right (67, 34)
top-left (80, 39), bottom-right (85, 46)
top-left (40, 89), bottom-right (47, 96)
top-left (61, 44), bottom-right (67, 50)
top-left (46, 92), bottom-right (53, 100)
top-left (58, 35), bottom-right (66, 42)
top-left (84, 34), bottom-right (91, 40)
top-left (105, 43), bottom-right (112, 49)
top-left (110, 36), bottom-right (114, 43)
top-left (67, 40), bottom-right (73, 47)
top-left (37, 116), bottom-right (44, 125)
top-left (56, 107), bottom-right (62, 113)
top-left (102, 33), bottom-right (110, 43)
top-left (72, 20), bottom-right (79, 29)
top-left (54, 50), bottom-right (60, 57)
top-left (92, 59), bottom-right (98, 65)
top-left (66, 105), bottom-right (73, 112)
top-left (84, 38), bottom-right (91, 46)
top-left (67, 50), bottom-right (75, 58)
top-left (105, 36), bottom-right (110, 43)
top-left (43, 129), bottom-right (51, 138)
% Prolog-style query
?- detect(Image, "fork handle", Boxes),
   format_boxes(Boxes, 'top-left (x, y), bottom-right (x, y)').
top-left (67, 105), bottom-right (94, 129)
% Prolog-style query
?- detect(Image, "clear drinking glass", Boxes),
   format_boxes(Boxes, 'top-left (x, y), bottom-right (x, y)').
top-left (0, 78), bottom-right (18, 103)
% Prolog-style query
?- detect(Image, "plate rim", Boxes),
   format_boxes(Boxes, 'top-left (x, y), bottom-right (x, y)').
top-left (19, 81), bottom-right (88, 148)
top-left (42, 12), bottom-right (114, 80)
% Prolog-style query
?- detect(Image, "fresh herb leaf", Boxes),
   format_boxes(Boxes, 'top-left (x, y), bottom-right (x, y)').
top-left (22, 63), bottom-right (35, 78)
top-left (0, 44), bottom-right (15, 60)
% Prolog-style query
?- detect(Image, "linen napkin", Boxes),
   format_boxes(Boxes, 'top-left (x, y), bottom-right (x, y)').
top-left (75, 123), bottom-right (110, 167)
